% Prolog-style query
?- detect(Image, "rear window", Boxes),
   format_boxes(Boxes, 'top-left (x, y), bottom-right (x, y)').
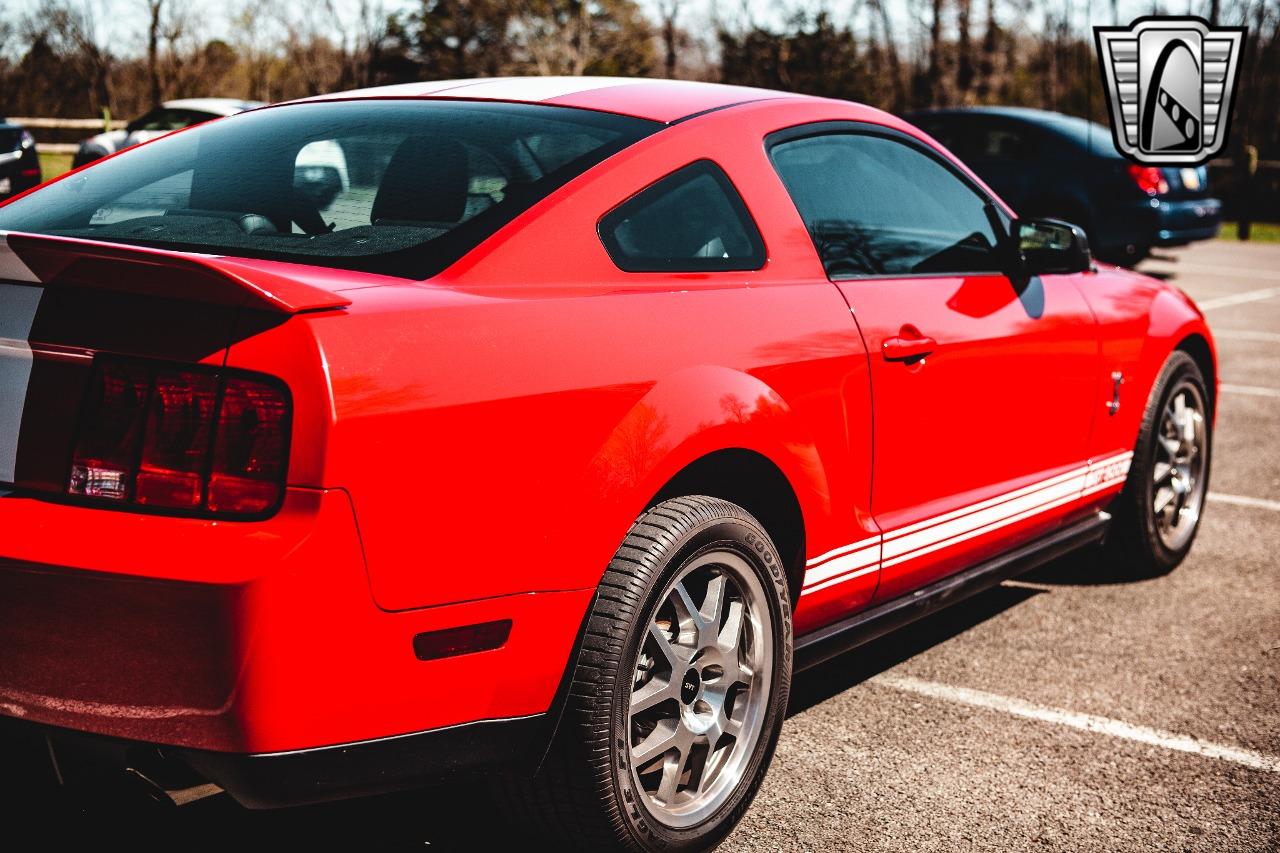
top-left (0, 100), bottom-right (658, 279)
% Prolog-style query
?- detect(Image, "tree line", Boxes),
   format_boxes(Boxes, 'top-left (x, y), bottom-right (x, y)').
top-left (0, 0), bottom-right (1277, 158)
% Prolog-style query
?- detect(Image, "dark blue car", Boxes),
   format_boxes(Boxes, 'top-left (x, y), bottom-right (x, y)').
top-left (904, 107), bottom-right (1222, 265)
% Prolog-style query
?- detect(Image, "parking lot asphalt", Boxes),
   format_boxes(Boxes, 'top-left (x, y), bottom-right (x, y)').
top-left (24, 240), bottom-right (1280, 850)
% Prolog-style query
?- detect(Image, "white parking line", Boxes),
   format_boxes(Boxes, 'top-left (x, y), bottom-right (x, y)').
top-left (1209, 492), bottom-right (1280, 512)
top-left (869, 673), bottom-right (1280, 773)
top-left (1211, 329), bottom-right (1280, 343)
top-left (1221, 383), bottom-right (1280, 398)
top-left (1197, 286), bottom-right (1280, 310)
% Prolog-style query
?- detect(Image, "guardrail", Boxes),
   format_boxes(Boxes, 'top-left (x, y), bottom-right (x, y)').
top-left (7, 117), bottom-right (125, 157)
top-left (9, 117), bottom-right (126, 130)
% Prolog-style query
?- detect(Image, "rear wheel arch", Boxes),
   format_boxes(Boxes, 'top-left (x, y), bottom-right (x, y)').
top-left (650, 449), bottom-right (806, 605)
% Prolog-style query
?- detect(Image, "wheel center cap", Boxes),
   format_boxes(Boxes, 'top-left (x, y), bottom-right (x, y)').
top-left (680, 669), bottom-right (702, 704)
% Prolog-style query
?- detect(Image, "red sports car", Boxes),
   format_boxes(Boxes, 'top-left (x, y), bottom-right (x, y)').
top-left (0, 78), bottom-right (1215, 850)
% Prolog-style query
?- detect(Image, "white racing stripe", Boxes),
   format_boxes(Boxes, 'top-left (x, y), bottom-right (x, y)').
top-left (807, 535), bottom-right (881, 568)
top-left (0, 234), bottom-right (42, 485)
top-left (804, 542), bottom-right (880, 586)
top-left (884, 474), bottom-right (1088, 562)
top-left (431, 76), bottom-right (649, 102)
top-left (801, 565), bottom-right (879, 597)
top-left (869, 673), bottom-right (1280, 773)
top-left (802, 453), bottom-right (1132, 596)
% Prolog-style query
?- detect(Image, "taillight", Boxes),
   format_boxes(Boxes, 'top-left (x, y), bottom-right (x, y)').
top-left (208, 378), bottom-right (290, 514)
top-left (69, 359), bottom-right (290, 517)
top-left (1127, 164), bottom-right (1169, 196)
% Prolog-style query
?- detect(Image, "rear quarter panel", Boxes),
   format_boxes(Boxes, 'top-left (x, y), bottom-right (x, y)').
top-left (226, 101), bottom-right (886, 615)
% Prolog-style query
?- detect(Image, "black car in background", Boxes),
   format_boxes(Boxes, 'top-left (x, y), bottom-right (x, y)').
top-left (0, 119), bottom-right (41, 200)
top-left (905, 107), bottom-right (1222, 264)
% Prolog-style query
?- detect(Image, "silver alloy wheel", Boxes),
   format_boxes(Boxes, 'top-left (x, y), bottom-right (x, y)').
top-left (1152, 379), bottom-right (1208, 551)
top-left (627, 549), bottom-right (773, 829)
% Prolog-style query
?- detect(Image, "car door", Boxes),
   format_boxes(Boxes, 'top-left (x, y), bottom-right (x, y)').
top-left (767, 124), bottom-right (1099, 601)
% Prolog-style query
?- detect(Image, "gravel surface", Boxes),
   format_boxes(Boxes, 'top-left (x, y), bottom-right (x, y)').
top-left (23, 240), bottom-right (1280, 850)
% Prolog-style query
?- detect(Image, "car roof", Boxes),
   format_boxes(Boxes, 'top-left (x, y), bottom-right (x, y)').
top-left (298, 76), bottom-right (809, 124)
top-left (905, 106), bottom-right (1078, 123)
top-left (160, 98), bottom-right (265, 115)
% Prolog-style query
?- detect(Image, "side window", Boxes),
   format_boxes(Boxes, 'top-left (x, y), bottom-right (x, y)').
top-left (599, 160), bottom-right (766, 272)
top-left (973, 124), bottom-right (1036, 161)
top-left (769, 132), bottom-right (1002, 278)
top-left (917, 120), bottom-right (975, 160)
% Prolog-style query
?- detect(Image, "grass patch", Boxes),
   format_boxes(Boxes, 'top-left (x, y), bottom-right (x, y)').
top-left (1221, 221), bottom-right (1280, 242)
top-left (38, 151), bottom-right (74, 180)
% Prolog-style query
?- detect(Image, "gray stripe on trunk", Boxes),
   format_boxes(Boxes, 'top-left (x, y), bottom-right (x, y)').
top-left (0, 273), bottom-right (42, 484)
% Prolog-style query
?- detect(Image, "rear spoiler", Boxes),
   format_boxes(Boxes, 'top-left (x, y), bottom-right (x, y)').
top-left (0, 231), bottom-right (352, 314)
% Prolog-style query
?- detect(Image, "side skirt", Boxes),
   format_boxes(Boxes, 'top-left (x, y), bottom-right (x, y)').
top-left (794, 510), bottom-right (1111, 672)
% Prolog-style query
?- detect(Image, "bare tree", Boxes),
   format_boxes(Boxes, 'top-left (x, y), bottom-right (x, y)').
top-left (957, 0), bottom-right (974, 96)
top-left (658, 0), bottom-right (681, 77)
top-left (145, 0), bottom-right (162, 106)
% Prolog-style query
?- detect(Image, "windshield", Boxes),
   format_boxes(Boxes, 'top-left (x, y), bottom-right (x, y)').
top-left (0, 99), bottom-right (658, 279)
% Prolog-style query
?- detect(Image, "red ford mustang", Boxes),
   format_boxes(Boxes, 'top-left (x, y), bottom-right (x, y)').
top-left (0, 78), bottom-right (1215, 849)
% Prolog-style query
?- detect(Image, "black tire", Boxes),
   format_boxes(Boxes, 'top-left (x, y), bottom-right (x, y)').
top-left (503, 496), bottom-right (792, 852)
top-left (1106, 350), bottom-right (1212, 576)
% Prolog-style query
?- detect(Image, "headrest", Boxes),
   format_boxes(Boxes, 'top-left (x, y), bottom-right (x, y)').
top-left (371, 135), bottom-right (469, 225)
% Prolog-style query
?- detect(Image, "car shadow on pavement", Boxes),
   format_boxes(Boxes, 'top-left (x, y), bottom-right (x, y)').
top-left (1019, 544), bottom-right (1154, 586)
top-left (786, 583), bottom-right (1043, 717)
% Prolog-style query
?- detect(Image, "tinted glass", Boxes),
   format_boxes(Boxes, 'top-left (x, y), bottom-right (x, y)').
top-left (128, 108), bottom-right (214, 132)
top-left (1037, 113), bottom-right (1121, 156)
top-left (599, 160), bottom-right (765, 272)
top-left (913, 119), bottom-right (977, 160)
top-left (770, 133), bottom-right (1002, 278)
top-left (0, 100), bottom-right (657, 279)
top-left (972, 124), bottom-right (1036, 160)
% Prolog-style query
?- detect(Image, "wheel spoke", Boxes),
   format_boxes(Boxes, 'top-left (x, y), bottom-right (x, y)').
top-left (1183, 410), bottom-right (1199, 444)
top-left (657, 742), bottom-right (688, 803)
top-left (704, 704), bottom-right (742, 750)
top-left (631, 674), bottom-right (677, 716)
top-left (633, 718), bottom-right (681, 767)
top-left (1153, 461), bottom-right (1173, 485)
top-left (701, 573), bottom-right (728, 628)
top-left (1153, 486), bottom-right (1176, 515)
top-left (648, 622), bottom-right (682, 668)
top-left (671, 582), bottom-right (707, 638)
top-left (1158, 435), bottom-right (1180, 459)
top-left (717, 598), bottom-right (745, 654)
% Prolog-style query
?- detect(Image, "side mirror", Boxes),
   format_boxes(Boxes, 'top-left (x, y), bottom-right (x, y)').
top-left (1016, 218), bottom-right (1093, 276)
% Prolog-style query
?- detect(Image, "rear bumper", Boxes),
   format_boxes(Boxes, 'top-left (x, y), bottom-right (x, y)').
top-left (1152, 196), bottom-right (1223, 246)
top-left (1092, 196), bottom-right (1222, 252)
top-left (0, 488), bottom-right (590, 757)
top-left (1, 711), bottom-right (548, 808)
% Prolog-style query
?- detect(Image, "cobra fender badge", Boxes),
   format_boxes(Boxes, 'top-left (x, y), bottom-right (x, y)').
top-left (1109, 371), bottom-right (1125, 416)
